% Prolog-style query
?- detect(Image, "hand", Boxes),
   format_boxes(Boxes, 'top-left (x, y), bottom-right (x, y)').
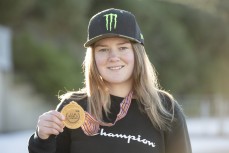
top-left (37, 110), bottom-right (65, 139)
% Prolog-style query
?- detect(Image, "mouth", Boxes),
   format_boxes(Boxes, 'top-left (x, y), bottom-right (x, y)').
top-left (107, 65), bottom-right (125, 70)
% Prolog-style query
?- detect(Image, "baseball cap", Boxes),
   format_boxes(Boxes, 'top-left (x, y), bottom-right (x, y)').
top-left (84, 8), bottom-right (144, 47)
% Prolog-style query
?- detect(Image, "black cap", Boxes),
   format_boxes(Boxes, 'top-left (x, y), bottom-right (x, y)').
top-left (84, 8), bottom-right (144, 47)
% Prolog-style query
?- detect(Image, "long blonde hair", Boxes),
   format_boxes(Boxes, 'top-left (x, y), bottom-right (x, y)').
top-left (80, 42), bottom-right (177, 130)
top-left (131, 43), bottom-right (176, 130)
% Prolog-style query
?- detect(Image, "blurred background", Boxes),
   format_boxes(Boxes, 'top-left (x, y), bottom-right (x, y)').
top-left (0, 0), bottom-right (228, 152)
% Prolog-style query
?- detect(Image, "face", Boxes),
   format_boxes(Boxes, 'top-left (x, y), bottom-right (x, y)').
top-left (94, 37), bottom-right (135, 88)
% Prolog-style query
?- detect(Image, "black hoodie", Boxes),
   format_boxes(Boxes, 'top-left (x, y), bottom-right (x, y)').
top-left (28, 93), bottom-right (192, 153)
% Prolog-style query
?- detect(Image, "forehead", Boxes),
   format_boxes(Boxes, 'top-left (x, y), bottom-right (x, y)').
top-left (94, 37), bottom-right (131, 47)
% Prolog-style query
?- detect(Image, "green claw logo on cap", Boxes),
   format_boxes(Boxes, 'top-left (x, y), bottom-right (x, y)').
top-left (104, 13), bottom-right (117, 31)
top-left (140, 33), bottom-right (144, 40)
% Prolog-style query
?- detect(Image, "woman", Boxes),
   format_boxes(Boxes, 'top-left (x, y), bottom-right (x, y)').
top-left (28, 8), bottom-right (192, 153)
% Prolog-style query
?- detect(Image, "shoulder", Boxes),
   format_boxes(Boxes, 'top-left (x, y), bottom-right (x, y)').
top-left (160, 92), bottom-right (191, 153)
top-left (158, 90), bottom-right (186, 126)
top-left (158, 90), bottom-right (182, 110)
top-left (56, 91), bottom-right (88, 112)
top-left (158, 90), bottom-right (177, 111)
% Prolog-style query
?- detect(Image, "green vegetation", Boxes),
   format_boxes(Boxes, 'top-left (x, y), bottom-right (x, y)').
top-left (0, 0), bottom-right (228, 103)
top-left (13, 33), bottom-right (83, 99)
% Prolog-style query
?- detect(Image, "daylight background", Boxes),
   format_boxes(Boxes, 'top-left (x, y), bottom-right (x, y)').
top-left (0, 0), bottom-right (229, 153)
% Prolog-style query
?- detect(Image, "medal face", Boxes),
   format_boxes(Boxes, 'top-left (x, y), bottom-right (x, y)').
top-left (61, 101), bottom-right (85, 129)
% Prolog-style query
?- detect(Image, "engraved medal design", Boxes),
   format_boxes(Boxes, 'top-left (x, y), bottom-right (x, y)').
top-left (61, 101), bottom-right (85, 129)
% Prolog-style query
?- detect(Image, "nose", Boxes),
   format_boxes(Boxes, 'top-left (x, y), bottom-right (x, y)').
top-left (108, 49), bottom-right (120, 62)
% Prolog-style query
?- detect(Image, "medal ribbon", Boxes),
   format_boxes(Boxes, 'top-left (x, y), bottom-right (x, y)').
top-left (81, 91), bottom-right (133, 136)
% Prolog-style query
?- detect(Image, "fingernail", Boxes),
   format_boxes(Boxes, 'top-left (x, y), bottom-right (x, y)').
top-left (62, 115), bottom-right (65, 120)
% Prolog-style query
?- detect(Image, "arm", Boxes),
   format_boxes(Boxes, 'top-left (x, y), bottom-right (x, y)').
top-left (164, 105), bottom-right (192, 153)
top-left (28, 99), bottom-right (71, 153)
top-left (28, 127), bottom-right (71, 153)
top-left (28, 131), bottom-right (56, 153)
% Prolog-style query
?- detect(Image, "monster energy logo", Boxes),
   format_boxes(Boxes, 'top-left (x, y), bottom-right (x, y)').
top-left (104, 13), bottom-right (117, 31)
top-left (140, 33), bottom-right (144, 40)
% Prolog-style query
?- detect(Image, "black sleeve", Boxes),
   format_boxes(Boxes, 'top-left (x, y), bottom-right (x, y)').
top-left (28, 131), bottom-right (56, 153)
top-left (28, 128), bottom-right (71, 153)
top-left (28, 98), bottom-right (72, 153)
top-left (164, 105), bottom-right (192, 153)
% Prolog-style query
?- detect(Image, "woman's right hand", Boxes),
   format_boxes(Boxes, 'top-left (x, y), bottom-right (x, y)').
top-left (37, 110), bottom-right (65, 140)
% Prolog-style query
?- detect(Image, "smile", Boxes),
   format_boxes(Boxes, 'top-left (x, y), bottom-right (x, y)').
top-left (108, 66), bottom-right (124, 70)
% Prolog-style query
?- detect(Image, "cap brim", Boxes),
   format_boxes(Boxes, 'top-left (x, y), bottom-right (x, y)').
top-left (84, 33), bottom-right (141, 48)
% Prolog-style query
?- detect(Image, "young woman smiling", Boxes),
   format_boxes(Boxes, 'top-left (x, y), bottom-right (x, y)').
top-left (28, 8), bottom-right (192, 153)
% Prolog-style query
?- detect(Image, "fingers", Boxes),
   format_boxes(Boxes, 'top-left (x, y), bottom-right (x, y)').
top-left (49, 110), bottom-right (65, 121)
top-left (37, 110), bottom-right (66, 139)
top-left (38, 126), bottom-right (60, 137)
top-left (42, 111), bottom-right (65, 128)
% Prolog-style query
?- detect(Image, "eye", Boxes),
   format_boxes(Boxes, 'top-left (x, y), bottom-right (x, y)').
top-left (97, 48), bottom-right (109, 52)
top-left (119, 47), bottom-right (128, 51)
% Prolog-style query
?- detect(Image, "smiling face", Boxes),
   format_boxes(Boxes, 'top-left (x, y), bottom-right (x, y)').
top-left (94, 37), bottom-right (135, 91)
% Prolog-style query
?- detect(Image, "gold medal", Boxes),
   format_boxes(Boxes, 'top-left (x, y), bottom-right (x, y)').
top-left (61, 101), bottom-right (85, 129)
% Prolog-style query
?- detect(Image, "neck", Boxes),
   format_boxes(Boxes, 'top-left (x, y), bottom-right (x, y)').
top-left (107, 82), bottom-right (133, 98)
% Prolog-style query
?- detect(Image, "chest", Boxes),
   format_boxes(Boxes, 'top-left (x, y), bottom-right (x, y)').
top-left (69, 102), bottom-right (165, 153)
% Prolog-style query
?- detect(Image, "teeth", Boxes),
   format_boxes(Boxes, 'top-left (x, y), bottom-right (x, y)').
top-left (108, 66), bottom-right (123, 70)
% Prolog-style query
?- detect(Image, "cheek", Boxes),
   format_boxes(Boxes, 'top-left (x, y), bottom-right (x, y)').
top-left (129, 53), bottom-right (135, 74)
top-left (125, 52), bottom-right (135, 67)
top-left (95, 55), bottom-right (106, 70)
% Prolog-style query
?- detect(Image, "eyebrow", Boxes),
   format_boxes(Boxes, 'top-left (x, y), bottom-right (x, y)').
top-left (94, 41), bottom-right (130, 48)
top-left (94, 44), bottom-right (107, 48)
top-left (117, 42), bottom-right (130, 45)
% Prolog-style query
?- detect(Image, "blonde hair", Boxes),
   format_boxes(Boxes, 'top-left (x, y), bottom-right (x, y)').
top-left (80, 42), bottom-right (177, 130)
top-left (131, 43), bottom-right (176, 130)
